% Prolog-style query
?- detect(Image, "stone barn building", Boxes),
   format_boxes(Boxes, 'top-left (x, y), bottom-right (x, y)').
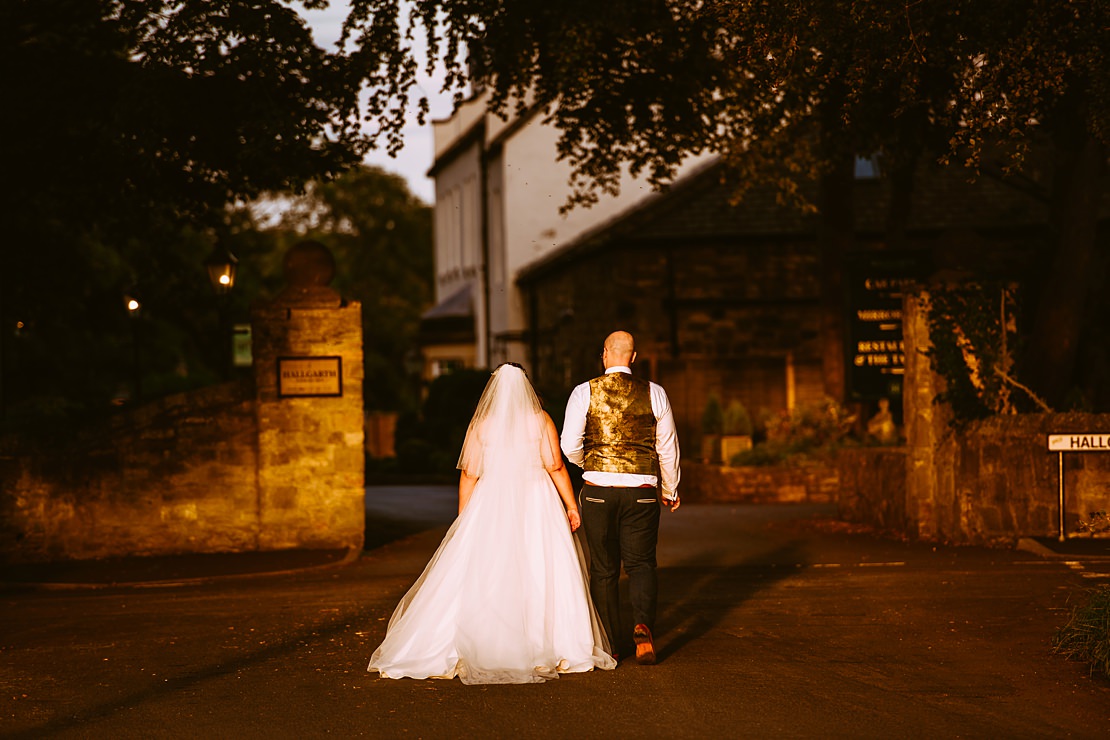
top-left (422, 92), bottom-right (1052, 448)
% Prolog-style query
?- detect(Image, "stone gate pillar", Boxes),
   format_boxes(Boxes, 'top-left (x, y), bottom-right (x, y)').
top-left (902, 290), bottom-right (952, 541)
top-left (250, 241), bottom-right (365, 552)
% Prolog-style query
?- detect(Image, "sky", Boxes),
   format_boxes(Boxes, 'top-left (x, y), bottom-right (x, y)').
top-left (301, 1), bottom-right (454, 205)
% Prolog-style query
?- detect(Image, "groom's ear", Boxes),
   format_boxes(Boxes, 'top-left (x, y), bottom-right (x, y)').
top-left (630, 351), bottom-right (637, 365)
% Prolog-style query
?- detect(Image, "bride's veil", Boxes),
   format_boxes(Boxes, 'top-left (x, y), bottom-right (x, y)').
top-left (457, 363), bottom-right (551, 479)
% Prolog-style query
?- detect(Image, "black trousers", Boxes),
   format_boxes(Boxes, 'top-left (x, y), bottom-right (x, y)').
top-left (578, 483), bottom-right (661, 646)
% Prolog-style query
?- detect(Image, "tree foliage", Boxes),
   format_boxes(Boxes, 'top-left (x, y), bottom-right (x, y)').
top-left (3, 0), bottom-right (1105, 422)
top-left (4, 0), bottom-right (367, 230)
top-left (276, 166), bottom-right (433, 411)
top-left (346, 0), bottom-right (1108, 408)
top-left (0, 0), bottom-right (376, 423)
top-left (346, 0), bottom-right (728, 209)
top-left (925, 284), bottom-right (1036, 423)
top-left (392, 368), bottom-right (489, 475)
top-left (347, 0), bottom-right (1105, 205)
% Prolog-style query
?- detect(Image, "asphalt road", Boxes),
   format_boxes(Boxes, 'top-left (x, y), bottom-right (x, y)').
top-left (3, 487), bottom-right (1109, 738)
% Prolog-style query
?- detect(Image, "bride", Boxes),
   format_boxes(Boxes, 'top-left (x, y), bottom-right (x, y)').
top-left (367, 362), bottom-right (616, 684)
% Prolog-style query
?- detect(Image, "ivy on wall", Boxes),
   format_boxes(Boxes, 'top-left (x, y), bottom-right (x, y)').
top-left (925, 283), bottom-right (1048, 424)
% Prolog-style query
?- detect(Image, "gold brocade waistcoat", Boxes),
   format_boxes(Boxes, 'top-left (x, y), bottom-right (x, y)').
top-left (583, 372), bottom-right (658, 476)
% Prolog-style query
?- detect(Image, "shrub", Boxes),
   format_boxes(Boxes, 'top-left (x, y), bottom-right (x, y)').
top-left (723, 399), bottom-right (753, 436)
top-left (701, 394), bottom-right (724, 436)
top-left (762, 397), bottom-right (855, 449)
top-left (729, 442), bottom-right (794, 467)
top-left (1053, 585), bottom-right (1110, 679)
top-left (393, 368), bottom-right (490, 476)
top-left (731, 398), bottom-right (856, 466)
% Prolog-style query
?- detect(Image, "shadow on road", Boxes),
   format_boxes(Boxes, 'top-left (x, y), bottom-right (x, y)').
top-left (361, 490), bottom-right (821, 666)
top-left (365, 514), bottom-right (444, 550)
top-left (8, 603), bottom-right (378, 740)
top-left (653, 541), bottom-right (808, 662)
top-left (364, 485), bottom-right (456, 550)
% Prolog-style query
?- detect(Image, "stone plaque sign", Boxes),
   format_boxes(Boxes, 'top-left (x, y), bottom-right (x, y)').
top-left (1047, 434), bottom-right (1110, 452)
top-left (277, 356), bottom-right (342, 398)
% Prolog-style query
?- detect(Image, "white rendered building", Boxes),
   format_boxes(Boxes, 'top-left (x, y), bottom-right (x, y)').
top-left (422, 90), bottom-right (713, 373)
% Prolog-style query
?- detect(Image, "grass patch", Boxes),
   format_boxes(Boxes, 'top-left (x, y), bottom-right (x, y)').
top-left (1052, 585), bottom-right (1110, 679)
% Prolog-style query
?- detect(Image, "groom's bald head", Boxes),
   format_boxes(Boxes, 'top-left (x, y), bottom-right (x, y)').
top-left (603, 331), bottom-right (636, 367)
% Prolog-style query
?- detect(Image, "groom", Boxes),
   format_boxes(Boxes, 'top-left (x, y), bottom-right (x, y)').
top-left (561, 330), bottom-right (681, 664)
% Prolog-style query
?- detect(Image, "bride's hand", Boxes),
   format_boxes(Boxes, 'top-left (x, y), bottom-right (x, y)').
top-left (567, 508), bottom-right (581, 532)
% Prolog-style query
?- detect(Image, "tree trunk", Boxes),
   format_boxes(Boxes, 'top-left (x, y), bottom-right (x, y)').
top-left (817, 157), bottom-right (855, 402)
top-left (1023, 127), bottom-right (1106, 407)
top-left (884, 154), bottom-right (917, 252)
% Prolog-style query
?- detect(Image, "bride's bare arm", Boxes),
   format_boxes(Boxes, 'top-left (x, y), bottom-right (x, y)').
top-left (458, 470), bottom-right (479, 514)
top-left (542, 413), bottom-right (581, 532)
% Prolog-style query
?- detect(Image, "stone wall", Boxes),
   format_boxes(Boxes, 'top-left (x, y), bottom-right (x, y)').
top-left (902, 291), bottom-right (949, 540)
top-left (682, 461), bottom-right (838, 504)
top-left (0, 381), bottom-right (261, 562)
top-left (842, 290), bottom-right (1110, 544)
top-left (835, 447), bottom-right (908, 533)
top-left (252, 297), bottom-right (365, 553)
top-left (0, 241), bottom-right (366, 564)
top-left (838, 416), bottom-right (1110, 544)
top-left (523, 238), bottom-right (828, 447)
top-left (936, 414), bottom-right (1110, 543)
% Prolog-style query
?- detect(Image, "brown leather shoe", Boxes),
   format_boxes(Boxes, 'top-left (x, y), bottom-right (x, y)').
top-left (633, 624), bottom-right (656, 665)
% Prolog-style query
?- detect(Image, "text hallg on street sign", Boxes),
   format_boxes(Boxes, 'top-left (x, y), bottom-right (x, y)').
top-left (1047, 434), bottom-right (1110, 452)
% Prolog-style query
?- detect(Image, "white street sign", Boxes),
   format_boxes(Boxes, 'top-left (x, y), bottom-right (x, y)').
top-left (1047, 434), bottom-right (1110, 452)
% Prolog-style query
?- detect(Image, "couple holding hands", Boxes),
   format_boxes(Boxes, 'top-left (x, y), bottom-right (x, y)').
top-left (368, 331), bottom-right (682, 684)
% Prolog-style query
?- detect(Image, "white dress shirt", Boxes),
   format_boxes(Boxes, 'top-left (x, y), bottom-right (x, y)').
top-left (560, 366), bottom-right (681, 501)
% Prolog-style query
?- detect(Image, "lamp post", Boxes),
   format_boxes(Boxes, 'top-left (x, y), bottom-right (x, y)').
top-left (125, 295), bottom-right (142, 402)
top-left (0, 276), bottom-right (6, 422)
top-left (204, 244), bottom-right (238, 378)
top-left (205, 244), bottom-right (238, 295)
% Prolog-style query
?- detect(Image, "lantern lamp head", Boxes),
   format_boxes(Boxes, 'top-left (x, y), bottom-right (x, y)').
top-left (205, 246), bottom-right (239, 294)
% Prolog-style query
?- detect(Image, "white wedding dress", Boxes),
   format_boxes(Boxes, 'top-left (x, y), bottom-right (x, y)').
top-left (368, 369), bottom-right (615, 684)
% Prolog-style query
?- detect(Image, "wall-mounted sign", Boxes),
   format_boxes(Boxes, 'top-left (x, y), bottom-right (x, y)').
top-left (845, 251), bottom-right (929, 401)
top-left (277, 356), bottom-right (342, 398)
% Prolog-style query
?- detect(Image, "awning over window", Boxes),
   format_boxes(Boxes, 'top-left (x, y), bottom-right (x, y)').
top-left (418, 285), bottom-right (475, 345)
top-left (421, 285), bottom-right (473, 320)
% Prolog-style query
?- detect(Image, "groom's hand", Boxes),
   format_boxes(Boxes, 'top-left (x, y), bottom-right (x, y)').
top-left (663, 494), bottom-right (681, 512)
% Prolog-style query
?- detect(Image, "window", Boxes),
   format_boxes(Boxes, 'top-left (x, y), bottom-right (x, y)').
top-left (854, 155), bottom-right (881, 180)
top-left (431, 359), bottom-right (466, 378)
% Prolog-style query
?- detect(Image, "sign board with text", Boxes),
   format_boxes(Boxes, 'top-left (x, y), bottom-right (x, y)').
top-left (232, 323), bottom-right (253, 368)
top-left (1047, 434), bottom-right (1110, 452)
top-left (845, 251), bottom-right (929, 401)
top-left (1047, 432), bottom-right (1110, 541)
top-left (277, 356), bottom-right (343, 398)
